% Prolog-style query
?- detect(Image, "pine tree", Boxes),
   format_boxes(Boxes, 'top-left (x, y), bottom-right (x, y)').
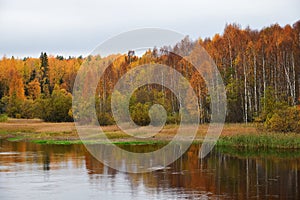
top-left (40, 52), bottom-right (50, 95)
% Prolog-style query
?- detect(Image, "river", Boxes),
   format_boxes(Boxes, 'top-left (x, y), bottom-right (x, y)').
top-left (0, 140), bottom-right (299, 199)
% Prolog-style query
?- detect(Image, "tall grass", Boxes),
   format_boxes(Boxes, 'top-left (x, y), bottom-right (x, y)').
top-left (217, 133), bottom-right (300, 149)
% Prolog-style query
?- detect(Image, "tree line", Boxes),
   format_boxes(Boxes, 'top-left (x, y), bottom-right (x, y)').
top-left (0, 53), bottom-right (81, 122)
top-left (0, 21), bottom-right (299, 131)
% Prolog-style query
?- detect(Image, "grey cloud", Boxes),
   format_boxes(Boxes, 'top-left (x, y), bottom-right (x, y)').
top-left (0, 0), bottom-right (299, 58)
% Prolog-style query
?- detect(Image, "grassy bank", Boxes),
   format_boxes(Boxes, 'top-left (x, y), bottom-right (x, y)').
top-left (1, 119), bottom-right (300, 149)
top-left (217, 133), bottom-right (300, 149)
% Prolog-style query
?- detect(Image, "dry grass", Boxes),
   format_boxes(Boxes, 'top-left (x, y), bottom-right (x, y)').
top-left (3, 119), bottom-right (299, 149)
top-left (0, 119), bottom-right (258, 142)
top-left (0, 118), bottom-right (76, 133)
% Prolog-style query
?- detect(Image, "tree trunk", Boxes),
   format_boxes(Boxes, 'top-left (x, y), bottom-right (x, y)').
top-left (292, 53), bottom-right (296, 105)
top-left (243, 56), bottom-right (248, 123)
top-left (254, 54), bottom-right (258, 113)
top-left (262, 55), bottom-right (266, 110)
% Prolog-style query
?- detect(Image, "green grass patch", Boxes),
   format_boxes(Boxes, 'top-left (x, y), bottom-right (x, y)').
top-left (7, 136), bottom-right (24, 142)
top-left (31, 140), bottom-right (83, 145)
top-left (217, 133), bottom-right (300, 149)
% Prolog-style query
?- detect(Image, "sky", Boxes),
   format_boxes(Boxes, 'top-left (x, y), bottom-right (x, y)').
top-left (0, 0), bottom-right (299, 58)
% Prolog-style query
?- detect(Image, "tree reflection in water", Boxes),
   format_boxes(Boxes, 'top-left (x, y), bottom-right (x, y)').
top-left (0, 140), bottom-right (299, 199)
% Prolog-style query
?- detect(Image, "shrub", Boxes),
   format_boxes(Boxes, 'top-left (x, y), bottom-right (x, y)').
top-left (0, 114), bottom-right (8, 122)
top-left (36, 86), bottom-right (73, 122)
top-left (20, 99), bottom-right (35, 119)
top-left (166, 113), bottom-right (180, 124)
top-left (130, 103), bottom-right (150, 126)
top-left (97, 112), bottom-right (114, 126)
top-left (265, 106), bottom-right (300, 132)
top-left (6, 94), bottom-right (23, 118)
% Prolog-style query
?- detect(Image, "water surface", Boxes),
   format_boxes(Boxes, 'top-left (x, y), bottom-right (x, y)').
top-left (0, 140), bottom-right (299, 199)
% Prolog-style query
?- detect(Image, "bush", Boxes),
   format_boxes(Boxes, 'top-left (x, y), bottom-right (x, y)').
top-left (36, 86), bottom-right (73, 122)
top-left (97, 112), bottom-right (114, 126)
top-left (166, 113), bottom-right (180, 124)
top-left (0, 96), bottom-right (9, 113)
top-left (148, 104), bottom-right (167, 126)
top-left (0, 114), bottom-right (8, 122)
top-left (6, 94), bottom-right (23, 118)
top-left (130, 103), bottom-right (150, 126)
top-left (20, 99), bottom-right (36, 119)
top-left (265, 106), bottom-right (300, 132)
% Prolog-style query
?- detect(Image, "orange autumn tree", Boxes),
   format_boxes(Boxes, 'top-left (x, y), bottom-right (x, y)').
top-left (0, 20), bottom-right (299, 128)
top-left (6, 61), bottom-right (25, 117)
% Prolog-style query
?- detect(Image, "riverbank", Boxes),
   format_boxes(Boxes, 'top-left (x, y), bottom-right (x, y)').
top-left (1, 119), bottom-right (300, 149)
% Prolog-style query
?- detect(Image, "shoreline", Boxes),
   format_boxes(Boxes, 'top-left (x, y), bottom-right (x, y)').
top-left (1, 119), bottom-right (300, 149)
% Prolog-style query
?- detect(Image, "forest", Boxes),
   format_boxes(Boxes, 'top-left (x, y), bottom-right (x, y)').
top-left (0, 21), bottom-right (300, 132)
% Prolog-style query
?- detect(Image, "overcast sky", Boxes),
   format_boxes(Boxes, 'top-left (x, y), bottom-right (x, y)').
top-left (0, 0), bottom-right (299, 58)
